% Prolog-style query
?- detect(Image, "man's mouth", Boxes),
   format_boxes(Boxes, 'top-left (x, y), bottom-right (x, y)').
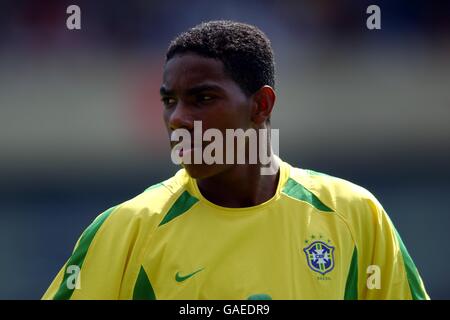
top-left (178, 146), bottom-right (198, 157)
top-left (171, 143), bottom-right (199, 157)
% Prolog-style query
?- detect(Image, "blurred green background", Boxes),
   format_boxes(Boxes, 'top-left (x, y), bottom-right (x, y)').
top-left (0, 0), bottom-right (449, 299)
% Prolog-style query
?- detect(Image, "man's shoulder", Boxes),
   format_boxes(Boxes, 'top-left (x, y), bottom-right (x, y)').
top-left (104, 169), bottom-right (191, 226)
top-left (72, 170), bottom-right (191, 256)
top-left (286, 164), bottom-right (382, 216)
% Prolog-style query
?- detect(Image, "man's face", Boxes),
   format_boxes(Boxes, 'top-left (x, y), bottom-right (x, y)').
top-left (161, 53), bottom-right (253, 179)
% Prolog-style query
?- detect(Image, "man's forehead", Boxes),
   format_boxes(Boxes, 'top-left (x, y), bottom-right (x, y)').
top-left (160, 81), bottom-right (225, 95)
top-left (162, 53), bottom-right (228, 87)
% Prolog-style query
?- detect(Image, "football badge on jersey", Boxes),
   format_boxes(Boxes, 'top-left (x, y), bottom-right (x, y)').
top-left (303, 240), bottom-right (335, 275)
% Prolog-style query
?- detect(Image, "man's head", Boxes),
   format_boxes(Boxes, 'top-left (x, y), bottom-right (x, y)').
top-left (161, 20), bottom-right (276, 179)
top-left (166, 20), bottom-right (275, 96)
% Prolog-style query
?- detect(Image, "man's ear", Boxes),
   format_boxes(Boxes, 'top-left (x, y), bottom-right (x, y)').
top-left (251, 85), bottom-right (276, 125)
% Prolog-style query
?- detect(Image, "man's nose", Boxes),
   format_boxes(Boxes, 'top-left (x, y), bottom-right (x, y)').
top-left (168, 101), bottom-right (194, 132)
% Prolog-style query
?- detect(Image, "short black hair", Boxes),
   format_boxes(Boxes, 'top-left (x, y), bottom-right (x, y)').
top-left (166, 20), bottom-right (275, 96)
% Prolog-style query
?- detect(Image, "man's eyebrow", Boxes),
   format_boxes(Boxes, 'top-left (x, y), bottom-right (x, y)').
top-left (186, 84), bottom-right (224, 95)
top-left (160, 83), bottom-right (225, 96)
top-left (160, 86), bottom-right (173, 96)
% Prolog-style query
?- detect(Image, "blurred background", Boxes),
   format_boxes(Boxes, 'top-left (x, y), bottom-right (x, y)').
top-left (0, 0), bottom-right (449, 299)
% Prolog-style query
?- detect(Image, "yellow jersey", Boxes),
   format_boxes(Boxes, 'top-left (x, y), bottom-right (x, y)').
top-left (43, 159), bottom-right (429, 300)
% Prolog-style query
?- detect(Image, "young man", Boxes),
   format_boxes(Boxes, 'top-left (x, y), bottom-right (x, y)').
top-left (43, 21), bottom-right (429, 300)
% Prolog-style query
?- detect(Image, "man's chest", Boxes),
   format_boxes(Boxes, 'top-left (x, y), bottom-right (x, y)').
top-left (125, 207), bottom-right (355, 299)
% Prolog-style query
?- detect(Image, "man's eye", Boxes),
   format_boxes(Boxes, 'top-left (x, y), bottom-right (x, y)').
top-left (161, 97), bottom-right (176, 107)
top-left (198, 95), bottom-right (214, 102)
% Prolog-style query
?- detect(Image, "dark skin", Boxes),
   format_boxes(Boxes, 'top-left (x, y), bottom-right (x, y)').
top-left (161, 52), bottom-right (278, 208)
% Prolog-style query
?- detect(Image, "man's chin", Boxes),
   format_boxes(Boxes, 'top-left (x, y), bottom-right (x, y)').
top-left (182, 163), bottom-right (228, 180)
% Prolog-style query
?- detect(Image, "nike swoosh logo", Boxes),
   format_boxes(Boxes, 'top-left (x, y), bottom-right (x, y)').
top-left (175, 268), bottom-right (204, 282)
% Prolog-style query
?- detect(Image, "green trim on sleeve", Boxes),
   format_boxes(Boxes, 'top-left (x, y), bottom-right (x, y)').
top-left (133, 266), bottom-right (156, 300)
top-left (53, 206), bottom-right (117, 300)
top-left (282, 178), bottom-right (334, 212)
top-left (304, 169), bottom-right (331, 177)
top-left (344, 247), bottom-right (358, 300)
top-left (144, 182), bottom-right (164, 192)
top-left (158, 191), bottom-right (199, 227)
top-left (393, 228), bottom-right (429, 300)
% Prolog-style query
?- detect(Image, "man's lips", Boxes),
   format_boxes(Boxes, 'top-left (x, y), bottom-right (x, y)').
top-left (178, 147), bottom-right (197, 157)
top-left (171, 144), bottom-right (199, 157)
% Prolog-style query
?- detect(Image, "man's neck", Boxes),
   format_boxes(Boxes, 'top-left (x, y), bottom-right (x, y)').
top-left (196, 155), bottom-right (280, 208)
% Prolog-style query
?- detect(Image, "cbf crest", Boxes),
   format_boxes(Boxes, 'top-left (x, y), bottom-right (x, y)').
top-left (303, 240), bottom-right (335, 275)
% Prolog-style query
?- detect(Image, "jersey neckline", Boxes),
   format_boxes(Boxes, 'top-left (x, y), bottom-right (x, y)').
top-left (186, 157), bottom-right (291, 213)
